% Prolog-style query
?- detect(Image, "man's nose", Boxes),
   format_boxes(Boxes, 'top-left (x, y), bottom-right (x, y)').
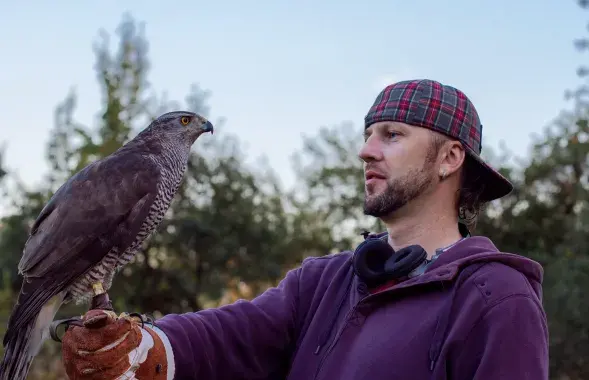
top-left (358, 136), bottom-right (384, 162)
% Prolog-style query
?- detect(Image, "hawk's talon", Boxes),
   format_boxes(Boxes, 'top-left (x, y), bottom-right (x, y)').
top-left (48, 310), bottom-right (148, 343)
top-left (103, 310), bottom-right (118, 320)
top-left (49, 317), bottom-right (84, 343)
top-left (122, 312), bottom-right (157, 329)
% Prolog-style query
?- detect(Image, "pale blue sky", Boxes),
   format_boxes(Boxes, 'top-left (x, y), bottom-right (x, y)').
top-left (0, 0), bottom-right (586, 196)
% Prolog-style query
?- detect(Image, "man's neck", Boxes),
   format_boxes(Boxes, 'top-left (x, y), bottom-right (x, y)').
top-left (383, 205), bottom-right (462, 259)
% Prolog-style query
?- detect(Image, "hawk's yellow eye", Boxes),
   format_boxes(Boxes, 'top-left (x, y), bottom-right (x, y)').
top-left (180, 116), bottom-right (191, 125)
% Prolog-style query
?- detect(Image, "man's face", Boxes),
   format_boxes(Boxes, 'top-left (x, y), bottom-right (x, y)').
top-left (359, 121), bottom-right (440, 218)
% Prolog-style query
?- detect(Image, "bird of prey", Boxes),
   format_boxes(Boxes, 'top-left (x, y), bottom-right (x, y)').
top-left (0, 111), bottom-right (213, 380)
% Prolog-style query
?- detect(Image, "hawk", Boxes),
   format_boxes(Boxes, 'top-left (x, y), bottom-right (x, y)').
top-left (0, 111), bottom-right (213, 380)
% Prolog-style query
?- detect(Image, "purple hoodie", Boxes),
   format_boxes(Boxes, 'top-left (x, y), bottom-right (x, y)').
top-left (156, 236), bottom-right (549, 379)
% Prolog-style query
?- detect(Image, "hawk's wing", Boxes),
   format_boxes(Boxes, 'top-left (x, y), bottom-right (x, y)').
top-left (4, 152), bottom-right (160, 345)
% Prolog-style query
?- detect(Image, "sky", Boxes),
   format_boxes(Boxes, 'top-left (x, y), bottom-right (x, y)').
top-left (0, 0), bottom-right (587, 199)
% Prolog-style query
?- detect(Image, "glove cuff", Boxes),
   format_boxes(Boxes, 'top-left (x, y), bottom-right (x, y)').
top-left (126, 324), bottom-right (174, 379)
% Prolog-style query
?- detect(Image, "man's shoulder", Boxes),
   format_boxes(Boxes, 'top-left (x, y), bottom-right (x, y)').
top-left (302, 250), bottom-right (353, 263)
top-left (440, 237), bottom-right (544, 304)
top-left (459, 255), bottom-right (544, 309)
top-left (299, 250), bottom-right (353, 274)
top-left (455, 259), bottom-right (548, 345)
top-left (293, 250), bottom-right (354, 296)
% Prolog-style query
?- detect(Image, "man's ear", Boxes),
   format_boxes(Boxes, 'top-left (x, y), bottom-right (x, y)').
top-left (438, 141), bottom-right (465, 179)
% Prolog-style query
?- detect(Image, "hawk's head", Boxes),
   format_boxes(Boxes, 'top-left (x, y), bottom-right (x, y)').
top-left (149, 111), bottom-right (214, 145)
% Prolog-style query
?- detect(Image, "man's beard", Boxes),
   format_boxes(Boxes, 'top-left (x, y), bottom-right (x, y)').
top-left (363, 155), bottom-right (437, 218)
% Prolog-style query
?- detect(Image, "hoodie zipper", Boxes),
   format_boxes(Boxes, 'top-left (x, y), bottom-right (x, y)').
top-left (313, 305), bottom-right (360, 380)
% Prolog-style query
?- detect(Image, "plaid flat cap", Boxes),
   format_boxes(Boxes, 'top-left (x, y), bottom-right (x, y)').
top-left (364, 79), bottom-right (513, 202)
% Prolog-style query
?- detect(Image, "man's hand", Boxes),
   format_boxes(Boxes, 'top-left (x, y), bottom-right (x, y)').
top-left (62, 310), bottom-right (169, 379)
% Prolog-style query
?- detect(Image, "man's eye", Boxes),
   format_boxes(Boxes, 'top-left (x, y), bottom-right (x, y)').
top-left (389, 132), bottom-right (399, 139)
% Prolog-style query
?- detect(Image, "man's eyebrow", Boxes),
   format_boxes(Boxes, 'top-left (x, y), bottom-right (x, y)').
top-left (376, 122), bottom-right (396, 132)
top-left (386, 123), bottom-right (409, 133)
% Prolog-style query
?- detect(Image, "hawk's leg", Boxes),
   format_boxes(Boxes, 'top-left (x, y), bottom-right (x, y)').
top-left (49, 282), bottom-right (115, 342)
top-left (50, 283), bottom-right (149, 342)
top-left (90, 282), bottom-right (114, 312)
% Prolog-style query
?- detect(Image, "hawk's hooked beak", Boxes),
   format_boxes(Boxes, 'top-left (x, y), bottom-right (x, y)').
top-left (203, 121), bottom-right (214, 134)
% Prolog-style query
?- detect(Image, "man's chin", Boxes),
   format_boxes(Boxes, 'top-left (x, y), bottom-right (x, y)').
top-left (363, 195), bottom-right (384, 217)
top-left (363, 205), bottom-right (388, 218)
top-left (363, 191), bottom-right (404, 218)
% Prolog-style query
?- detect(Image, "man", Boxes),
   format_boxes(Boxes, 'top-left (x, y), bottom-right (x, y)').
top-left (62, 79), bottom-right (549, 379)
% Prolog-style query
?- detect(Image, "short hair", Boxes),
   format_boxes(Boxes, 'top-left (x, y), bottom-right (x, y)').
top-left (429, 133), bottom-right (485, 230)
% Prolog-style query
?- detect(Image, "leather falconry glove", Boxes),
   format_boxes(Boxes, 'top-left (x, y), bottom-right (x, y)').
top-left (61, 309), bottom-right (169, 380)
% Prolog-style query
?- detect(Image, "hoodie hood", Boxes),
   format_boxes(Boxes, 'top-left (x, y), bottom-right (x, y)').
top-left (426, 236), bottom-right (544, 297)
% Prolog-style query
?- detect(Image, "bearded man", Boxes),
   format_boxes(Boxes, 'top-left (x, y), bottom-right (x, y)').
top-left (61, 79), bottom-right (548, 380)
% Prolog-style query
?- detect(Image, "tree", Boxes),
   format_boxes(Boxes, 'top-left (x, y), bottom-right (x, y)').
top-left (291, 122), bottom-right (384, 251)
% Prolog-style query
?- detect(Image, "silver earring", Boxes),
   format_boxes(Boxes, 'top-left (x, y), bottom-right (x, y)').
top-left (440, 170), bottom-right (447, 180)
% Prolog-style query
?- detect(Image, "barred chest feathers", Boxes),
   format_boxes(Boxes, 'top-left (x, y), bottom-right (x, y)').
top-left (66, 147), bottom-right (190, 304)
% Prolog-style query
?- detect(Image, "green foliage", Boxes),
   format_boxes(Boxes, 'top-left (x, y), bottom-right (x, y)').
top-left (0, 14), bottom-right (337, 377)
top-left (291, 122), bottom-right (384, 250)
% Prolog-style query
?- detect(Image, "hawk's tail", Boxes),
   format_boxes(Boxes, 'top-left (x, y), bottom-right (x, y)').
top-left (0, 321), bottom-right (35, 380)
top-left (0, 295), bottom-right (63, 380)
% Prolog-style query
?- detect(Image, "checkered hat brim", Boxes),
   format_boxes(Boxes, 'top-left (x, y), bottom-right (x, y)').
top-left (364, 79), bottom-right (513, 202)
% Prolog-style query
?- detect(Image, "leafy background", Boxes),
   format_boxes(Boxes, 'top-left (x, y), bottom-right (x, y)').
top-left (1, 5), bottom-right (589, 379)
